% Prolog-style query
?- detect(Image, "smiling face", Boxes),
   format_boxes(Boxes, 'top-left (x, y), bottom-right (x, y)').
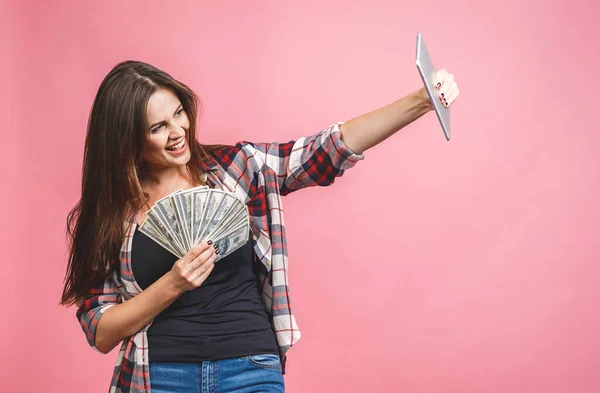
top-left (140, 87), bottom-right (192, 171)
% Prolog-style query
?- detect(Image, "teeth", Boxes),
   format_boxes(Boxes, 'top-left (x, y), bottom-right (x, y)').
top-left (168, 140), bottom-right (184, 150)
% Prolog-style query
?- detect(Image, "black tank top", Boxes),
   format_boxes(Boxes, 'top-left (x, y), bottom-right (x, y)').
top-left (130, 226), bottom-right (279, 362)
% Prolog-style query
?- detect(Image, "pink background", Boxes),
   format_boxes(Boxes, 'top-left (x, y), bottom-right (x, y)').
top-left (2, 0), bottom-right (599, 392)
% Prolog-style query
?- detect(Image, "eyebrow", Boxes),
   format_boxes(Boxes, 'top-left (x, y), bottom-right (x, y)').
top-left (149, 104), bottom-right (183, 130)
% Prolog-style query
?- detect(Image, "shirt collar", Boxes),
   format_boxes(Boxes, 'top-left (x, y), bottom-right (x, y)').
top-left (199, 151), bottom-right (220, 172)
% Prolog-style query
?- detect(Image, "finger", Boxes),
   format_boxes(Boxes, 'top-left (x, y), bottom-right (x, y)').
top-left (192, 266), bottom-right (214, 288)
top-left (444, 84), bottom-right (459, 105)
top-left (450, 87), bottom-right (460, 104)
top-left (434, 69), bottom-right (446, 89)
top-left (189, 256), bottom-right (216, 285)
top-left (188, 247), bottom-right (216, 270)
top-left (180, 247), bottom-right (215, 277)
top-left (438, 73), bottom-right (454, 99)
top-left (188, 263), bottom-right (213, 285)
top-left (186, 253), bottom-right (216, 283)
top-left (434, 69), bottom-right (448, 89)
top-left (183, 241), bottom-right (213, 263)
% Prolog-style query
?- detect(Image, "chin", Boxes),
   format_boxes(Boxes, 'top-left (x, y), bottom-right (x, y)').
top-left (174, 152), bottom-right (192, 166)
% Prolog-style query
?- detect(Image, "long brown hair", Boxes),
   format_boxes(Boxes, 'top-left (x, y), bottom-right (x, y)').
top-left (60, 60), bottom-right (225, 307)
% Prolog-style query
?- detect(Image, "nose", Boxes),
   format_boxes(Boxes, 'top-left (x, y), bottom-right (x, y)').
top-left (168, 123), bottom-right (186, 139)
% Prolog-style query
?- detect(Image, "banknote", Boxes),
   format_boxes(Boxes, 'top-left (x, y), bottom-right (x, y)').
top-left (213, 225), bottom-right (249, 262)
top-left (197, 193), bottom-right (239, 242)
top-left (194, 189), bottom-right (221, 245)
top-left (171, 185), bottom-right (207, 249)
top-left (171, 192), bottom-right (192, 250)
top-left (138, 216), bottom-right (180, 257)
top-left (205, 205), bottom-right (248, 242)
top-left (138, 187), bottom-right (250, 262)
top-left (154, 191), bottom-right (187, 254)
top-left (144, 209), bottom-right (186, 257)
top-left (191, 189), bottom-right (210, 245)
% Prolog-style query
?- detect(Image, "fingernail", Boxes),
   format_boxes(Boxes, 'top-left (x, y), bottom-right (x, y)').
top-left (207, 240), bottom-right (213, 245)
top-left (440, 93), bottom-right (444, 97)
top-left (436, 82), bottom-right (441, 88)
top-left (216, 250), bottom-right (220, 255)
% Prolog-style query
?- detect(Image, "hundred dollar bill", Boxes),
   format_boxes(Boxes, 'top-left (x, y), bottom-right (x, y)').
top-left (215, 211), bottom-right (249, 240)
top-left (197, 192), bottom-right (239, 243)
top-left (213, 225), bottom-right (249, 262)
top-left (139, 216), bottom-right (181, 258)
top-left (155, 191), bottom-right (188, 252)
top-left (194, 189), bottom-right (223, 245)
top-left (211, 195), bottom-right (245, 230)
top-left (147, 207), bottom-right (185, 257)
top-left (205, 203), bottom-right (248, 242)
top-left (171, 192), bottom-right (192, 251)
top-left (139, 186), bottom-right (251, 258)
top-left (142, 216), bottom-right (171, 244)
top-left (191, 189), bottom-right (210, 245)
top-left (208, 204), bottom-right (250, 248)
top-left (183, 186), bottom-right (209, 247)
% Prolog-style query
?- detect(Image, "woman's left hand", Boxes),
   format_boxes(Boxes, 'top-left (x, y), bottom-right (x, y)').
top-left (419, 69), bottom-right (460, 110)
top-left (340, 68), bottom-right (460, 153)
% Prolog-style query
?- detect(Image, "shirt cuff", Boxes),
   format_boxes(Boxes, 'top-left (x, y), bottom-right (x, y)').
top-left (329, 121), bottom-right (365, 163)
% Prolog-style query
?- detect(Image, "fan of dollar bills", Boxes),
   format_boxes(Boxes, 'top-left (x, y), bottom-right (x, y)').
top-left (138, 186), bottom-right (250, 262)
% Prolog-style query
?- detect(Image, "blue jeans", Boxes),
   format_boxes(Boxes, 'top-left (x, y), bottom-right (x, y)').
top-left (149, 354), bottom-right (285, 393)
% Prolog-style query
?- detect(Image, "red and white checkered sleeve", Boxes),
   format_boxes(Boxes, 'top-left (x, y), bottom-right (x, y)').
top-left (241, 122), bottom-right (364, 195)
top-left (75, 269), bottom-right (122, 353)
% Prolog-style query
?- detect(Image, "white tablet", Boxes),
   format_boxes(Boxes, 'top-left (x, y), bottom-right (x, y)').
top-left (415, 32), bottom-right (451, 141)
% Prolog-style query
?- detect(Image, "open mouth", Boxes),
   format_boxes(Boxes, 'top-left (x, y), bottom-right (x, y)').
top-left (166, 139), bottom-right (186, 152)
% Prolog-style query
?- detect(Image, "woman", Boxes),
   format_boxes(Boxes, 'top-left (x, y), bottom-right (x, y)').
top-left (60, 60), bottom-right (459, 393)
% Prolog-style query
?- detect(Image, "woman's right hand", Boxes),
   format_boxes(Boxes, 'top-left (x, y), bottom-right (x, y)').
top-left (168, 241), bottom-right (219, 293)
top-left (91, 240), bottom-right (219, 354)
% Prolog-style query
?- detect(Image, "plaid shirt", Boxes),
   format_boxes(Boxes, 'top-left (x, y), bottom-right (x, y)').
top-left (76, 121), bottom-right (364, 393)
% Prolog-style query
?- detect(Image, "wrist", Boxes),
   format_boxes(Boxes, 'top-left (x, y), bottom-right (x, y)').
top-left (163, 271), bottom-right (185, 298)
top-left (415, 87), bottom-right (434, 112)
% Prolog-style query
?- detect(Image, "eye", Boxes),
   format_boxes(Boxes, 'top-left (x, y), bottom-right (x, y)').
top-left (151, 124), bottom-right (163, 134)
top-left (176, 108), bottom-right (184, 116)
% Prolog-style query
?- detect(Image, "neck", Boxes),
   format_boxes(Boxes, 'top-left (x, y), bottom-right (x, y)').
top-left (140, 164), bottom-right (191, 191)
